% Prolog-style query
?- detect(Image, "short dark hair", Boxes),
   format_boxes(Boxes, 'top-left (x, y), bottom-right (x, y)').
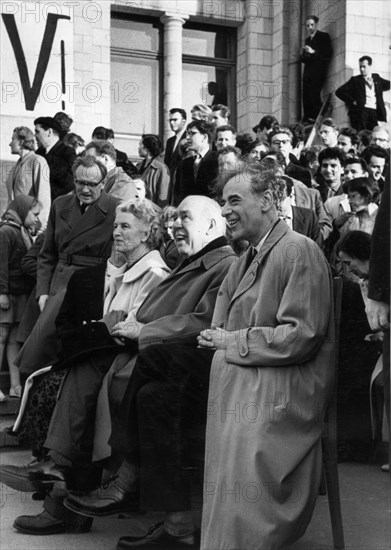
top-left (300, 146), bottom-right (321, 168)
top-left (289, 123), bottom-right (306, 148)
top-left (216, 124), bottom-right (237, 136)
top-left (339, 127), bottom-right (359, 146)
top-left (320, 117), bottom-right (339, 131)
top-left (359, 55), bottom-right (372, 65)
top-left (54, 112), bottom-right (73, 137)
top-left (72, 155), bottom-right (107, 181)
top-left (361, 145), bottom-right (389, 164)
top-left (343, 177), bottom-right (378, 201)
top-left (212, 104), bottom-right (231, 119)
top-left (34, 116), bottom-right (62, 136)
top-left (85, 140), bottom-right (117, 161)
top-left (169, 108), bottom-right (187, 120)
top-left (186, 120), bottom-right (214, 143)
top-left (306, 15), bottom-right (319, 23)
top-left (236, 133), bottom-right (256, 155)
top-left (92, 126), bottom-right (108, 140)
top-left (253, 115), bottom-right (278, 133)
top-left (262, 151), bottom-right (287, 170)
top-left (344, 157), bottom-right (368, 172)
top-left (63, 132), bottom-right (85, 150)
top-left (106, 128), bottom-right (115, 140)
top-left (318, 147), bottom-right (345, 166)
top-left (358, 130), bottom-right (373, 148)
top-left (141, 134), bottom-right (164, 158)
top-left (218, 146), bottom-right (242, 158)
top-left (336, 231), bottom-right (371, 262)
top-left (268, 126), bottom-right (293, 144)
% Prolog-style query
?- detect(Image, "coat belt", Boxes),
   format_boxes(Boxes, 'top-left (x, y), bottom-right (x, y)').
top-left (58, 253), bottom-right (106, 267)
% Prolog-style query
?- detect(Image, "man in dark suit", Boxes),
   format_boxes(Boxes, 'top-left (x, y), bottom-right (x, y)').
top-left (336, 56), bottom-right (390, 131)
top-left (268, 127), bottom-right (312, 187)
top-left (34, 116), bottom-right (76, 201)
top-left (164, 108), bottom-right (187, 198)
top-left (164, 108), bottom-right (187, 170)
top-left (300, 15), bottom-right (332, 122)
top-left (173, 120), bottom-right (219, 205)
top-left (92, 127), bottom-right (138, 178)
top-left (278, 177), bottom-right (321, 245)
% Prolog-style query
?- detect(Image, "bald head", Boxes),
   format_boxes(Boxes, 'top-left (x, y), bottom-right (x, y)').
top-left (173, 195), bottom-right (225, 257)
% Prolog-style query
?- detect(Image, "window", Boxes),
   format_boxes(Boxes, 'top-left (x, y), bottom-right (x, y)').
top-left (182, 24), bottom-right (236, 123)
top-left (111, 14), bottom-right (162, 157)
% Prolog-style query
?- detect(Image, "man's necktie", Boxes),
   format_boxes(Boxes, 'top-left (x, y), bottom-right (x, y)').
top-left (244, 247), bottom-right (257, 273)
top-left (193, 154), bottom-right (202, 179)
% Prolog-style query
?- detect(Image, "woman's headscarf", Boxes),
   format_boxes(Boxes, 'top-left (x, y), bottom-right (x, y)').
top-left (1, 195), bottom-right (37, 249)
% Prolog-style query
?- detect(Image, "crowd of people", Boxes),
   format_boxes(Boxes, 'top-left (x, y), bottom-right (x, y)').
top-left (0, 51), bottom-right (390, 550)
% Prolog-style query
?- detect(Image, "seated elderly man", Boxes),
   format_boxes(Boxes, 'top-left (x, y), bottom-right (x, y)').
top-left (6, 196), bottom-right (234, 536)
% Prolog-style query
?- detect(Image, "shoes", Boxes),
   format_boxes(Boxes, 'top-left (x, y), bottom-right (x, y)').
top-left (116, 522), bottom-right (200, 549)
top-left (64, 474), bottom-right (139, 517)
top-left (13, 509), bottom-right (92, 535)
top-left (9, 385), bottom-right (22, 398)
top-left (0, 456), bottom-right (66, 493)
top-left (381, 463), bottom-right (390, 472)
top-left (0, 457), bottom-right (47, 492)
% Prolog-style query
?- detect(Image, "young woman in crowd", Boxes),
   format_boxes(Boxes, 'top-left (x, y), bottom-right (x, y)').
top-left (0, 196), bottom-right (41, 400)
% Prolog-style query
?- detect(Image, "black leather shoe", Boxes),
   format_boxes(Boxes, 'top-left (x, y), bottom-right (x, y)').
top-left (0, 458), bottom-right (49, 492)
top-left (13, 510), bottom-right (66, 535)
top-left (63, 475), bottom-right (139, 517)
top-left (13, 509), bottom-right (93, 535)
top-left (116, 522), bottom-right (200, 549)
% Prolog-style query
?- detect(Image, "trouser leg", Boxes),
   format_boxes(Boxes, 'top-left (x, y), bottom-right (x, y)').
top-left (44, 349), bottom-right (119, 465)
top-left (112, 344), bottom-right (214, 511)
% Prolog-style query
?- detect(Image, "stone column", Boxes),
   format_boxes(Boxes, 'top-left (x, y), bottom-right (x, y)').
top-left (160, 13), bottom-right (188, 144)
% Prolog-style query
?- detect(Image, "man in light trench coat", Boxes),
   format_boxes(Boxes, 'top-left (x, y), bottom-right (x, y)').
top-left (198, 163), bottom-right (335, 550)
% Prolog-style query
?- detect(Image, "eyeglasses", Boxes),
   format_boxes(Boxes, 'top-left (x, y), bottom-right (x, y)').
top-left (75, 179), bottom-right (103, 188)
top-left (372, 137), bottom-right (389, 143)
top-left (271, 139), bottom-right (290, 146)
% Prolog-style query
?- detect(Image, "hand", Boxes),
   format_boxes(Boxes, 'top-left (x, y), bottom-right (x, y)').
top-left (365, 299), bottom-right (390, 332)
top-left (197, 327), bottom-right (230, 350)
top-left (334, 211), bottom-right (355, 229)
top-left (305, 45), bottom-right (315, 54)
top-left (0, 294), bottom-right (10, 310)
top-left (38, 294), bottom-right (49, 312)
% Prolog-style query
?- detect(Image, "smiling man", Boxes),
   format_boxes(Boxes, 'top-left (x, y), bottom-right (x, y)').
top-left (198, 163), bottom-right (334, 550)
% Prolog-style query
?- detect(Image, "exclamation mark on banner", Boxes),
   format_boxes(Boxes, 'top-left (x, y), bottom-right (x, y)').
top-left (61, 40), bottom-right (66, 110)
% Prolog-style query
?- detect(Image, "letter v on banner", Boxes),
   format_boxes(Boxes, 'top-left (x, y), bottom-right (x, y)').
top-left (2, 12), bottom-right (70, 111)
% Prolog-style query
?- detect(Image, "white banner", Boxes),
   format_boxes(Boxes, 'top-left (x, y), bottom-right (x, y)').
top-left (1, 1), bottom-right (74, 117)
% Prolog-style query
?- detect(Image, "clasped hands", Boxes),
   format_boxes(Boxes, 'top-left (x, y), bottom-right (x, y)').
top-left (197, 326), bottom-right (232, 350)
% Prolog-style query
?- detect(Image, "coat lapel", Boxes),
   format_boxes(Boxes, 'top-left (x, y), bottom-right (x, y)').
top-left (63, 192), bottom-right (110, 243)
top-left (229, 222), bottom-right (288, 304)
